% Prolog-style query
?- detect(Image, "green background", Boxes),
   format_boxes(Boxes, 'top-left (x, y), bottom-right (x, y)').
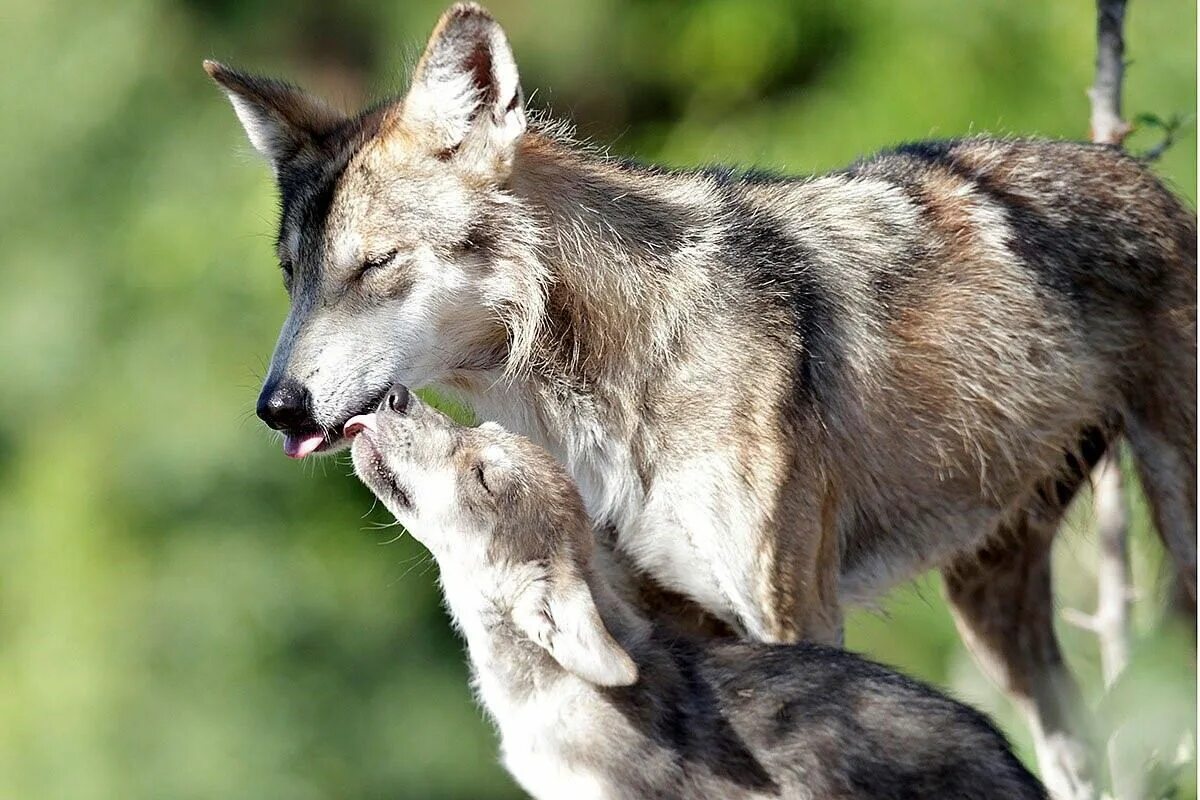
top-left (0, 1), bottom-right (1194, 797)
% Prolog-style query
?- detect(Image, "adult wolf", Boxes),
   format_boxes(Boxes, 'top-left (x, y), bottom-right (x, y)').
top-left (206, 4), bottom-right (1196, 798)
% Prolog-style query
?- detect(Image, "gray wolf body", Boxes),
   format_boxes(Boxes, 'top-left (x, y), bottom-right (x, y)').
top-left (205, 4), bottom-right (1197, 797)
top-left (347, 386), bottom-right (1049, 800)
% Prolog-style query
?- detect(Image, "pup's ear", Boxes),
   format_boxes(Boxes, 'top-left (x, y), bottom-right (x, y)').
top-left (403, 3), bottom-right (526, 173)
top-left (204, 60), bottom-right (346, 168)
top-left (514, 575), bottom-right (638, 687)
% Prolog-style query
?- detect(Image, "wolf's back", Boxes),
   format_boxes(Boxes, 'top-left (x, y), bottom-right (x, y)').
top-left (845, 137), bottom-right (1196, 314)
top-left (728, 136), bottom-right (1196, 391)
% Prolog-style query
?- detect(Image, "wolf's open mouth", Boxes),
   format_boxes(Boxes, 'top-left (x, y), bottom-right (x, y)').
top-left (281, 389), bottom-right (391, 459)
top-left (283, 430), bottom-right (334, 459)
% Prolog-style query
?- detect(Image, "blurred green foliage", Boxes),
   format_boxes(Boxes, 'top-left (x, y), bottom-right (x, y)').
top-left (0, 1), bottom-right (1194, 798)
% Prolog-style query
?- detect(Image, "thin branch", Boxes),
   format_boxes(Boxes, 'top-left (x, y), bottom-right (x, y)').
top-left (1063, 450), bottom-right (1138, 800)
top-left (1061, 452), bottom-right (1133, 686)
top-left (1137, 112), bottom-right (1193, 163)
top-left (1097, 458), bottom-right (1138, 800)
top-left (1088, 0), bottom-right (1133, 145)
top-left (1140, 129), bottom-right (1175, 162)
top-left (1091, 453), bottom-right (1133, 687)
top-left (1083, 6), bottom-right (1140, 797)
top-left (1081, 0), bottom-right (1135, 695)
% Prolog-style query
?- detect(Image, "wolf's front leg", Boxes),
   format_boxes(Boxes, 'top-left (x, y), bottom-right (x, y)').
top-left (748, 470), bottom-right (844, 645)
top-left (632, 456), bottom-right (842, 646)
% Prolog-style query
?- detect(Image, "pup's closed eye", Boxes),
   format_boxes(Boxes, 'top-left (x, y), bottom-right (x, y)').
top-left (473, 463), bottom-right (492, 494)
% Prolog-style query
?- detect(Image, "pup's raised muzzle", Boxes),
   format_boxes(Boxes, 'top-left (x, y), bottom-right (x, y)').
top-left (343, 383), bottom-right (413, 440)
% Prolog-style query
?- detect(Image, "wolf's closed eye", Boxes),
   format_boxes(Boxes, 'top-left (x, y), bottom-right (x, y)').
top-left (360, 249), bottom-right (399, 276)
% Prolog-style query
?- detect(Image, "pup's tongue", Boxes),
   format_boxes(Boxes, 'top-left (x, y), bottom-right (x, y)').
top-left (283, 431), bottom-right (326, 459)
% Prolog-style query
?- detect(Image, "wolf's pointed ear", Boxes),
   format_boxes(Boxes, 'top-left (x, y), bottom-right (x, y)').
top-left (204, 60), bottom-right (346, 169)
top-left (403, 4), bottom-right (526, 172)
top-left (513, 574), bottom-right (638, 687)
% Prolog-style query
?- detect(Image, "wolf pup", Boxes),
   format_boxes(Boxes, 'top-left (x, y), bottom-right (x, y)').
top-left (346, 386), bottom-right (1047, 800)
top-left (207, 4), bottom-right (1196, 796)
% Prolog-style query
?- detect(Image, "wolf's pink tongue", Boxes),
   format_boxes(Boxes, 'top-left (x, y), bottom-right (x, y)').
top-left (283, 432), bottom-right (325, 459)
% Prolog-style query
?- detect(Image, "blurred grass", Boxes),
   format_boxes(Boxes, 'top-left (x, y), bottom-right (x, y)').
top-left (0, 1), bottom-right (1194, 797)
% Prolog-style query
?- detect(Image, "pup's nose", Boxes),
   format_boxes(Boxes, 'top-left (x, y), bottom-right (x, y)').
top-left (383, 384), bottom-right (411, 415)
top-left (257, 378), bottom-right (315, 431)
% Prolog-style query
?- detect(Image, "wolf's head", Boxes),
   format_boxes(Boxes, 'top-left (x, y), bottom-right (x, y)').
top-left (207, 3), bottom-right (542, 458)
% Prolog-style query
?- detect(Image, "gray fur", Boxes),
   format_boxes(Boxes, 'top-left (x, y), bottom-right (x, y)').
top-left (350, 392), bottom-right (1048, 800)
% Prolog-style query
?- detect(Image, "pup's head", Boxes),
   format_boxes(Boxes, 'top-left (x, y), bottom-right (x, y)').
top-left (206, 3), bottom-right (542, 458)
top-left (348, 386), bottom-right (637, 688)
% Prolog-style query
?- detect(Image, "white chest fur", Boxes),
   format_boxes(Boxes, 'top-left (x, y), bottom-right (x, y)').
top-left (467, 383), bottom-right (645, 530)
top-left (457, 621), bottom-right (616, 800)
top-left (465, 382), bottom-right (772, 638)
top-left (491, 687), bottom-right (614, 800)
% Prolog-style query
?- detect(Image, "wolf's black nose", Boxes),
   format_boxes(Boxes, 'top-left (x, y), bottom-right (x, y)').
top-left (257, 378), bottom-right (314, 431)
top-left (384, 384), bottom-right (411, 415)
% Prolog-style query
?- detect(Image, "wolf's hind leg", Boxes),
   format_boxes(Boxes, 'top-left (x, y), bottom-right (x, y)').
top-left (1122, 292), bottom-right (1198, 602)
top-left (943, 515), bottom-right (1096, 800)
top-left (1125, 401), bottom-right (1197, 602)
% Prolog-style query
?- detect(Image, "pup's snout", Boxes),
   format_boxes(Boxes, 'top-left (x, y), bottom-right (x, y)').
top-left (383, 384), bottom-right (411, 415)
top-left (343, 413), bottom-right (376, 440)
top-left (344, 384), bottom-right (412, 440)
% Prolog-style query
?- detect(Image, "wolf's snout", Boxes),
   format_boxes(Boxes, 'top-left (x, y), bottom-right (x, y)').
top-left (382, 384), bottom-right (411, 415)
top-left (257, 378), bottom-right (315, 431)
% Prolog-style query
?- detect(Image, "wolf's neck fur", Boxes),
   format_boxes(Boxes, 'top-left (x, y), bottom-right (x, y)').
top-left (509, 131), bottom-right (720, 387)
top-left (453, 133), bottom-right (726, 527)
